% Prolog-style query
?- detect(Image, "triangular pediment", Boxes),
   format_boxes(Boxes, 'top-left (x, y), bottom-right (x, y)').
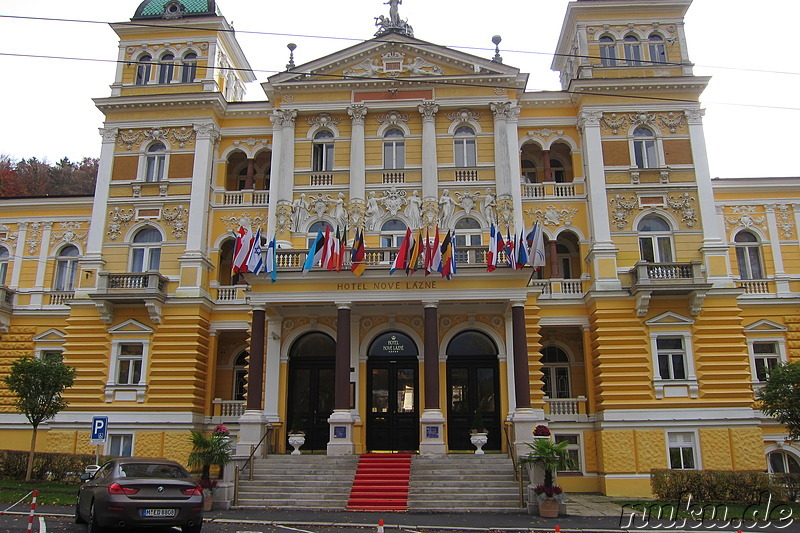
top-left (32, 329), bottom-right (66, 342)
top-left (267, 32), bottom-right (523, 87)
top-left (744, 319), bottom-right (787, 333)
top-left (645, 311), bottom-right (694, 326)
top-left (109, 319), bottom-right (154, 335)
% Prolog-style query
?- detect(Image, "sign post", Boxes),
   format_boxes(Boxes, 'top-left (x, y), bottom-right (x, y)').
top-left (90, 416), bottom-right (108, 467)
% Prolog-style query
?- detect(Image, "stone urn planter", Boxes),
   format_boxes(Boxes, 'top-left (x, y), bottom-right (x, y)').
top-left (288, 433), bottom-right (305, 455)
top-left (469, 432), bottom-right (489, 454)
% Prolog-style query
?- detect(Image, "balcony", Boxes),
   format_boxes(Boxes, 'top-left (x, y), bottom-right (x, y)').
top-left (530, 279), bottom-right (584, 299)
top-left (91, 271), bottom-right (168, 324)
top-left (0, 286), bottom-right (13, 311)
top-left (48, 291), bottom-right (74, 306)
top-left (521, 181), bottom-right (583, 199)
top-left (544, 396), bottom-right (590, 421)
top-left (210, 398), bottom-right (245, 424)
top-left (629, 261), bottom-right (711, 316)
top-left (216, 285), bottom-right (246, 302)
top-left (737, 279), bottom-right (773, 295)
top-left (218, 189), bottom-right (269, 207)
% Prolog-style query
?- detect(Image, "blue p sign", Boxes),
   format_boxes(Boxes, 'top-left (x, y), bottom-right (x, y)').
top-left (91, 416), bottom-right (108, 444)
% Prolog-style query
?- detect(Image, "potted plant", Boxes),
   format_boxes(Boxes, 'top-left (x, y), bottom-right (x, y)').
top-left (469, 409), bottom-right (489, 454)
top-left (519, 437), bottom-right (575, 517)
top-left (187, 425), bottom-right (233, 511)
top-left (287, 414), bottom-right (305, 455)
top-left (533, 424), bottom-right (551, 437)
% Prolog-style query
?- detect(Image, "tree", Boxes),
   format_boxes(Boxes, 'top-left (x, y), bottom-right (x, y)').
top-left (3, 356), bottom-right (76, 481)
top-left (187, 425), bottom-right (233, 482)
top-left (757, 361), bottom-right (800, 440)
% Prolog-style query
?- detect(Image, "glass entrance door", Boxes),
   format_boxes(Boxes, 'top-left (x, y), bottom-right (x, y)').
top-left (367, 360), bottom-right (419, 451)
top-left (287, 332), bottom-right (336, 452)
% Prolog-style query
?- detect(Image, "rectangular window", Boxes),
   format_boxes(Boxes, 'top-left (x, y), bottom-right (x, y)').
top-left (624, 44), bottom-right (642, 65)
top-left (554, 435), bottom-right (581, 472)
top-left (668, 432), bottom-right (696, 469)
top-left (656, 337), bottom-right (686, 380)
top-left (384, 142), bottom-right (405, 169)
top-left (633, 139), bottom-right (657, 168)
top-left (753, 342), bottom-right (779, 382)
top-left (145, 155), bottom-right (165, 182)
top-left (108, 434), bottom-right (133, 457)
top-left (600, 45), bottom-right (617, 67)
top-left (117, 343), bottom-right (143, 385)
top-left (40, 350), bottom-right (64, 363)
top-left (455, 139), bottom-right (476, 167)
top-left (312, 143), bottom-right (334, 171)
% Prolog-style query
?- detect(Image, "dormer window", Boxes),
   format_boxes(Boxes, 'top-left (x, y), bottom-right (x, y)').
top-left (599, 36), bottom-right (617, 67)
top-left (649, 34), bottom-right (667, 65)
top-left (623, 35), bottom-right (642, 66)
top-left (158, 53), bottom-right (174, 84)
top-left (136, 55), bottom-right (152, 85)
top-left (181, 53), bottom-right (197, 83)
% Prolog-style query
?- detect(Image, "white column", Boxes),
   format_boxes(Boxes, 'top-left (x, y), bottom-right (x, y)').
top-left (262, 316), bottom-right (282, 422)
top-left (578, 110), bottom-right (621, 290)
top-left (31, 221), bottom-right (53, 305)
top-left (765, 204), bottom-right (790, 294)
top-left (10, 222), bottom-right (27, 290)
top-left (491, 102), bottom-right (511, 197)
top-left (348, 105), bottom-right (367, 204)
top-left (84, 128), bottom-right (117, 261)
top-left (504, 309), bottom-right (516, 415)
top-left (184, 123), bottom-right (219, 254)
top-left (506, 105), bottom-right (523, 230)
top-left (279, 111), bottom-right (297, 203)
top-left (265, 111), bottom-right (284, 239)
top-left (418, 101), bottom-right (439, 202)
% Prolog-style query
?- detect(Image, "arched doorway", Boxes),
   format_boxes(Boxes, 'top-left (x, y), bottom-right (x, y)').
top-left (446, 330), bottom-right (501, 451)
top-left (287, 332), bottom-right (336, 452)
top-left (366, 331), bottom-right (419, 452)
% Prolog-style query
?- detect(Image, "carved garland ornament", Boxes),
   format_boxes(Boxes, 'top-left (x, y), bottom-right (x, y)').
top-left (306, 113), bottom-right (341, 128)
top-left (446, 108), bottom-right (481, 123)
top-left (160, 205), bottom-right (188, 239)
top-left (50, 221), bottom-right (89, 247)
top-left (107, 208), bottom-right (135, 241)
top-left (219, 214), bottom-right (266, 234)
top-left (375, 110), bottom-right (410, 127)
top-left (116, 127), bottom-right (197, 150)
top-left (610, 195), bottom-right (639, 230)
top-left (525, 205), bottom-right (579, 227)
top-left (601, 112), bottom-right (689, 135)
top-left (667, 193), bottom-right (697, 228)
top-left (775, 204), bottom-right (795, 239)
top-left (724, 205), bottom-right (766, 233)
top-left (0, 224), bottom-right (18, 248)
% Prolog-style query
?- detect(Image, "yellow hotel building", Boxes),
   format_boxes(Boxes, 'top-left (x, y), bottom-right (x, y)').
top-left (0, 0), bottom-right (798, 499)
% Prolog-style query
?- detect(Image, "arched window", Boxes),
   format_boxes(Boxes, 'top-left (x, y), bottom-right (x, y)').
top-left (383, 128), bottom-right (405, 170)
top-left (454, 217), bottom-right (482, 247)
top-left (145, 142), bottom-right (166, 182)
top-left (135, 55), bottom-right (152, 85)
top-left (380, 219), bottom-right (407, 248)
top-left (233, 351), bottom-right (248, 401)
top-left (638, 215), bottom-right (673, 263)
top-left (540, 345), bottom-right (571, 399)
top-left (312, 130), bottom-right (334, 171)
top-left (181, 52), bottom-right (197, 83)
top-left (307, 221), bottom-right (332, 248)
top-left (649, 34), bottom-right (667, 65)
top-left (0, 247), bottom-right (8, 286)
top-left (599, 35), bottom-right (617, 67)
top-left (54, 245), bottom-right (79, 291)
top-left (632, 127), bottom-right (657, 169)
top-left (768, 451), bottom-right (800, 474)
top-left (521, 159), bottom-right (537, 183)
top-left (130, 227), bottom-right (162, 272)
top-left (623, 34), bottom-right (642, 65)
top-left (454, 126), bottom-right (477, 167)
top-left (158, 53), bottom-right (174, 84)
top-left (735, 230), bottom-right (764, 280)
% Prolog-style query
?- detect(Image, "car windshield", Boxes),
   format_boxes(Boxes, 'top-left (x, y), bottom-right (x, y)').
top-left (118, 463), bottom-right (189, 479)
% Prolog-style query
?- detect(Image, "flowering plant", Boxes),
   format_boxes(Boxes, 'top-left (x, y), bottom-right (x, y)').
top-left (533, 483), bottom-right (564, 501)
top-left (212, 425), bottom-right (229, 436)
top-left (533, 424), bottom-right (551, 436)
top-left (196, 478), bottom-right (218, 490)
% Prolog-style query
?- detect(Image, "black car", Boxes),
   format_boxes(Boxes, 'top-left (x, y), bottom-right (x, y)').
top-left (76, 457), bottom-right (203, 532)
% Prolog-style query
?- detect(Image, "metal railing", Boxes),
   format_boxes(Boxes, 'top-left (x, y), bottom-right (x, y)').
top-left (503, 421), bottom-right (526, 508)
top-left (233, 423), bottom-right (273, 506)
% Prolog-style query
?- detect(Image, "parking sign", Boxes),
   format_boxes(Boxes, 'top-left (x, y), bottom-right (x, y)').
top-left (91, 416), bottom-right (108, 445)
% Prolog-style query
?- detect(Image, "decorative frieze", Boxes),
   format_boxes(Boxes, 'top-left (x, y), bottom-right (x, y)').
top-left (375, 110), bottom-right (410, 128)
top-left (601, 111), bottom-right (689, 135)
top-left (107, 207), bottom-right (135, 240)
top-left (525, 205), bottom-right (579, 227)
top-left (658, 112), bottom-right (687, 133)
top-left (723, 205), bottom-right (766, 233)
top-left (446, 108), bottom-right (481, 123)
top-left (220, 213), bottom-right (266, 234)
top-left (50, 221), bottom-right (89, 248)
top-left (306, 113), bottom-right (341, 128)
top-left (160, 205), bottom-right (188, 239)
top-left (667, 193), bottom-right (697, 228)
top-left (609, 194), bottom-right (638, 230)
top-left (116, 127), bottom-right (197, 150)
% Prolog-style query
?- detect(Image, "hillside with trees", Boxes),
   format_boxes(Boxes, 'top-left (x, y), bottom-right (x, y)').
top-left (0, 155), bottom-right (97, 198)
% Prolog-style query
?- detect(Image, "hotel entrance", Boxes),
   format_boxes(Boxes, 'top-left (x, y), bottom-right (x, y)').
top-left (287, 332), bottom-right (335, 451)
top-left (366, 331), bottom-right (419, 452)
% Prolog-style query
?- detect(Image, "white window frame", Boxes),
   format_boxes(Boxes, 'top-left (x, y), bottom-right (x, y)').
top-left (0, 246), bottom-right (10, 286)
top-left (380, 219), bottom-right (408, 248)
top-left (142, 142), bottom-right (168, 182)
top-left (312, 130), bottom-right (334, 172)
top-left (135, 55), bottom-right (152, 85)
top-left (181, 52), bottom-right (198, 83)
top-left (53, 245), bottom-right (79, 292)
top-left (648, 34), bottom-right (667, 65)
top-left (648, 324), bottom-right (698, 399)
top-left (734, 230), bottom-right (764, 280)
top-left (106, 320), bottom-right (152, 403)
top-left (454, 126), bottom-right (477, 167)
top-left (623, 35), bottom-right (642, 66)
top-left (553, 433), bottom-right (584, 474)
top-left (631, 127), bottom-right (659, 169)
top-left (666, 430), bottom-right (700, 470)
top-left (33, 328), bottom-right (66, 361)
top-left (106, 434), bottom-right (134, 457)
top-left (129, 226), bottom-right (163, 273)
top-left (158, 53), bottom-right (175, 84)
top-left (637, 214), bottom-right (674, 263)
top-left (599, 35), bottom-right (617, 67)
top-left (748, 337), bottom-right (786, 384)
top-left (383, 128), bottom-right (406, 170)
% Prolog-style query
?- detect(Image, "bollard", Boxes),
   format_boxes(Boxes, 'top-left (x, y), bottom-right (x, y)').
top-left (555, 527), bottom-right (560, 532)
top-left (377, 518), bottom-right (385, 533)
top-left (26, 490), bottom-right (38, 533)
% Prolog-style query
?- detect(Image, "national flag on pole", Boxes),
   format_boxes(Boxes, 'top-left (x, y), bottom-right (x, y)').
top-left (246, 228), bottom-right (264, 274)
top-left (423, 227), bottom-right (433, 276)
top-left (302, 229), bottom-right (324, 276)
top-left (337, 226), bottom-right (347, 271)
top-left (487, 224), bottom-right (499, 272)
top-left (529, 221), bottom-right (545, 270)
top-left (429, 227), bottom-right (442, 275)
top-left (407, 229), bottom-right (424, 275)
top-left (321, 225), bottom-right (334, 270)
top-left (328, 226), bottom-right (341, 271)
top-left (439, 230), bottom-right (453, 279)
top-left (265, 234), bottom-right (277, 282)
top-left (391, 227), bottom-right (412, 275)
top-left (505, 227), bottom-right (515, 269)
top-left (232, 225), bottom-right (254, 274)
top-left (450, 231), bottom-right (457, 277)
top-left (351, 228), bottom-right (366, 276)
top-left (516, 229), bottom-right (529, 268)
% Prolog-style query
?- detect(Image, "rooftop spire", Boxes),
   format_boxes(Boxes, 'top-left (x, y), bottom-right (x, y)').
top-left (374, 0), bottom-right (414, 38)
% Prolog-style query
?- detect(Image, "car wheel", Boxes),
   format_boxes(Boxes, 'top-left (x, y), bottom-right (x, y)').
top-left (182, 522), bottom-right (203, 533)
top-left (74, 501), bottom-right (85, 524)
top-left (87, 501), bottom-right (105, 533)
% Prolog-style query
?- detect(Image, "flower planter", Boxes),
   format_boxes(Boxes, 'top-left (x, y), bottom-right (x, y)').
top-left (538, 497), bottom-right (559, 517)
top-left (469, 432), bottom-right (488, 454)
top-left (203, 489), bottom-right (213, 512)
top-left (288, 433), bottom-right (305, 455)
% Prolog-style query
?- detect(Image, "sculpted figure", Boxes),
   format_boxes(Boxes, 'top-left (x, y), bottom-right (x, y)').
top-left (481, 189), bottom-right (497, 225)
top-left (365, 191), bottom-right (383, 231)
top-left (291, 193), bottom-right (309, 231)
top-left (331, 192), bottom-right (347, 227)
top-left (386, 0), bottom-right (401, 24)
top-left (404, 190), bottom-right (422, 228)
top-left (439, 189), bottom-right (455, 229)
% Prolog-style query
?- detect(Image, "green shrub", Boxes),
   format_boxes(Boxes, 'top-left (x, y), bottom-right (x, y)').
top-left (651, 469), bottom-right (774, 503)
top-left (0, 450), bottom-right (108, 482)
top-left (771, 473), bottom-right (800, 502)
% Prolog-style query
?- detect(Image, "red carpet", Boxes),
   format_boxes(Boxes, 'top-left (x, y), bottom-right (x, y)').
top-left (346, 453), bottom-right (411, 511)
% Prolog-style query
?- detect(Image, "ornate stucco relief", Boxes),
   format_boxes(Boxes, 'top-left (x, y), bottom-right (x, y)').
top-left (600, 111), bottom-right (688, 135)
top-left (775, 204), bottom-right (796, 239)
top-left (525, 205), bottom-right (579, 227)
top-left (50, 221), bottom-right (89, 248)
top-left (723, 205), bottom-right (766, 234)
top-left (609, 195), bottom-right (639, 230)
top-left (667, 193), bottom-right (697, 228)
top-left (160, 205), bottom-right (188, 239)
top-left (117, 127), bottom-right (197, 150)
top-left (219, 213), bottom-right (266, 234)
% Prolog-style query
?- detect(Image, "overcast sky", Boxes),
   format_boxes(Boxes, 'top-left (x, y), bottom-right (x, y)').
top-left (0, 0), bottom-right (797, 179)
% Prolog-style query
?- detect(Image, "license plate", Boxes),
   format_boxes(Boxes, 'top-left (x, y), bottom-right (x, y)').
top-left (141, 508), bottom-right (177, 517)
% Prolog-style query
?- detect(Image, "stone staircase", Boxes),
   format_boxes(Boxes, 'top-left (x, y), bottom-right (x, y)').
top-left (235, 454), bottom-right (358, 509)
top-left (408, 454), bottom-right (523, 511)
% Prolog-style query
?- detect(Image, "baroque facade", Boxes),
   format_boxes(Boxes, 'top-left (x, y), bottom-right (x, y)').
top-left (0, 0), bottom-right (798, 497)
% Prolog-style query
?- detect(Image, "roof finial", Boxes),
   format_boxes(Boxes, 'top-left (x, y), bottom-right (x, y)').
top-left (286, 43), bottom-right (297, 71)
top-left (375, 0), bottom-right (414, 38)
top-left (492, 35), bottom-right (503, 63)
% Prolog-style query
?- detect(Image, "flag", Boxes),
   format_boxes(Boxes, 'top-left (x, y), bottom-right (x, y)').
top-left (232, 225), bottom-right (254, 274)
top-left (529, 221), bottom-right (546, 270)
top-left (423, 227), bottom-right (433, 276)
top-left (302, 229), bottom-right (324, 276)
top-left (439, 230), bottom-right (453, 279)
top-left (429, 227), bottom-right (442, 275)
top-left (321, 225), bottom-right (334, 270)
top-left (407, 229), bottom-right (424, 275)
top-left (246, 228), bottom-right (264, 274)
top-left (265, 234), bottom-right (277, 283)
top-left (328, 226), bottom-right (341, 271)
top-left (351, 228), bottom-right (366, 276)
top-left (450, 231), bottom-right (457, 277)
top-left (505, 227), bottom-right (515, 269)
top-left (337, 226), bottom-right (347, 271)
top-left (487, 224), bottom-right (498, 272)
top-left (391, 227), bottom-right (412, 275)
top-left (516, 229), bottom-right (529, 268)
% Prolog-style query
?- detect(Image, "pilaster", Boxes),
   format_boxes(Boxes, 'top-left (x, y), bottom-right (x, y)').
top-left (418, 101), bottom-right (439, 203)
top-left (348, 105), bottom-right (367, 206)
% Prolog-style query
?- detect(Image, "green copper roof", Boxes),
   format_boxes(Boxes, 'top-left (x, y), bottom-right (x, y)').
top-left (132, 1), bottom-right (220, 20)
